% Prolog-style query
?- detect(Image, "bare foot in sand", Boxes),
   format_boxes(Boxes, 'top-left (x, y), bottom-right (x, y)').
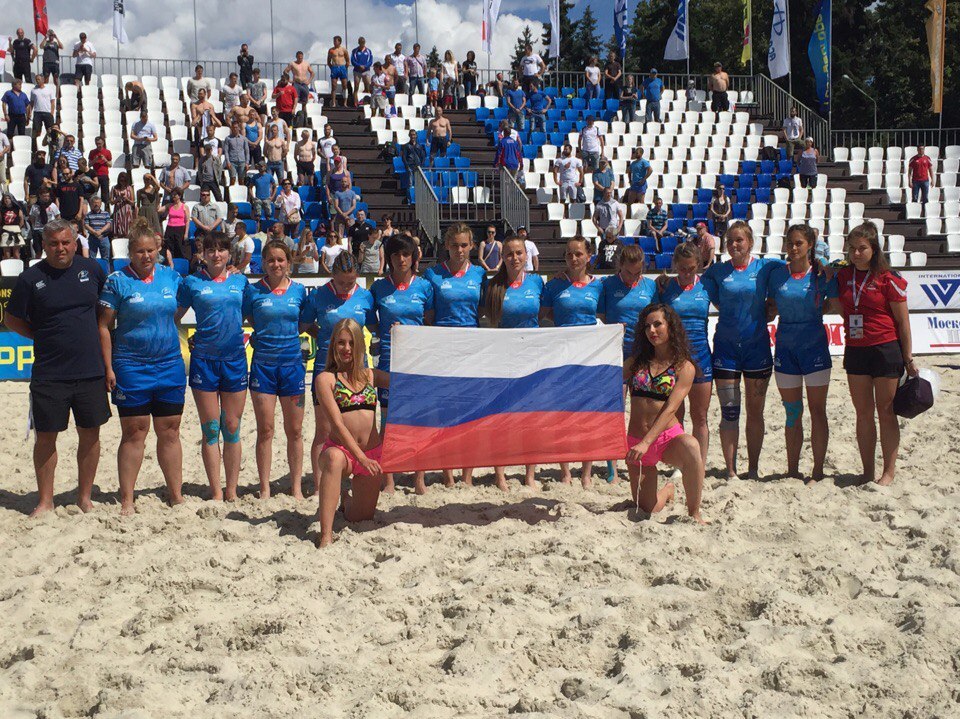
top-left (875, 473), bottom-right (895, 486)
top-left (78, 499), bottom-right (94, 513)
top-left (495, 477), bottom-right (509, 492)
top-left (317, 532), bottom-right (336, 548)
top-left (120, 502), bottom-right (136, 516)
top-left (259, 483), bottom-right (271, 500)
top-left (414, 476), bottom-right (427, 495)
top-left (29, 502), bottom-right (54, 518)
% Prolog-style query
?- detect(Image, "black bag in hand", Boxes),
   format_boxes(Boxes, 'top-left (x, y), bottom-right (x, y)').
top-left (893, 375), bottom-right (934, 419)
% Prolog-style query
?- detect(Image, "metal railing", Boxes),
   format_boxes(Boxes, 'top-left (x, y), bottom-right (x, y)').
top-left (831, 128), bottom-right (960, 151)
top-left (752, 73), bottom-right (829, 153)
top-left (430, 168), bottom-right (502, 226)
top-left (500, 167), bottom-right (529, 233)
top-left (413, 166), bottom-right (440, 246)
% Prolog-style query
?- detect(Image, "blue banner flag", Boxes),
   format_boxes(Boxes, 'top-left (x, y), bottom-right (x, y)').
top-left (807, 0), bottom-right (831, 112)
top-left (664, 0), bottom-right (688, 61)
top-left (615, 0), bottom-right (628, 60)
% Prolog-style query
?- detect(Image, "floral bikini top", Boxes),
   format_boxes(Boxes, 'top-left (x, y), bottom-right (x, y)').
top-left (331, 372), bottom-right (377, 413)
top-left (630, 364), bottom-right (677, 402)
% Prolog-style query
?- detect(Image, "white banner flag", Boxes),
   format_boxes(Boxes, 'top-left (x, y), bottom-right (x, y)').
top-left (482, 0), bottom-right (502, 55)
top-left (664, 0), bottom-right (688, 61)
top-left (768, 0), bottom-right (790, 79)
top-left (548, 0), bottom-right (560, 58)
top-left (113, 0), bottom-right (128, 44)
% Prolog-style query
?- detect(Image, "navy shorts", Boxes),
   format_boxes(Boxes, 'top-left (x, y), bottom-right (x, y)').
top-left (294, 82), bottom-right (310, 103)
top-left (774, 326), bottom-right (831, 376)
top-left (629, 182), bottom-right (648, 195)
top-left (112, 356), bottom-right (186, 414)
top-left (690, 339), bottom-right (713, 384)
top-left (712, 332), bottom-right (773, 379)
top-left (189, 355), bottom-right (249, 393)
top-left (249, 361), bottom-right (305, 397)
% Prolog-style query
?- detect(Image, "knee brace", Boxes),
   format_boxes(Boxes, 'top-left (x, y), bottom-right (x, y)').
top-left (220, 411), bottom-right (241, 444)
top-left (201, 419), bottom-right (221, 446)
top-left (717, 384), bottom-right (741, 431)
top-left (783, 400), bottom-right (803, 428)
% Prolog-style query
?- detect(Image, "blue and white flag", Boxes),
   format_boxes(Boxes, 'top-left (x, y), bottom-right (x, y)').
top-left (380, 325), bottom-right (627, 472)
top-left (807, 0), bottom-right (830, 111)
top-left (768, 0), bottom-right (790, 79)
top-left (548, 0), bottom-right (560, 58)
top-left (113, 0), bottom-right (128, 45)
top-left (614, 0), bottom-right (628, 61)
top-left (664, 0), bottom-right (688, 61)
top-left (481, 0), bottom-right (502, 55)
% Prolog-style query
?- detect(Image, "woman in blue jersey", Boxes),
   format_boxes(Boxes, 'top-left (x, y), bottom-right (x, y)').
top-left (243, 240), bottom-right (311, 500)
top-left (700, 221), bottom-right (783, 480)
top-left (424, 223), bottom-right (488, 488)
top-left (656, 242), bottom-right (714, 465)
top-left (541, 236), bottom-right (604, 487)
top-left (765, 225), bottom-right (832, 483)
top-left (484, 235), bottom-right (543, 490)
top-left (370, 233), bottom-right (435, 494)
top-left (175, 232), bottom-right (249, 501)
top-left (302, 252), bottom-right (375, 496)
top-left (598, 244), bottom-right (657, 482)
top-left (98, 218), bottom-right (186, 515)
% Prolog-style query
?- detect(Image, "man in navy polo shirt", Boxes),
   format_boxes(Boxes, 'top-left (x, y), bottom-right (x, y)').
top-left (526, 85), bottom-right (552, 134)
top-left (4, 218), bottom-right (109, 516)
top-left (2, 79), bottom-right (30, 137)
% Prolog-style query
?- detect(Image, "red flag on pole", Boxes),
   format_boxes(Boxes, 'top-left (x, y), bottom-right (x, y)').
top-left (33, 0), bottom-right (49, 37)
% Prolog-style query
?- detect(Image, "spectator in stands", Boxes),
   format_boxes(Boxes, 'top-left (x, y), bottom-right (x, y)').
top-left (75, 158), bottom-right (100, 203)
top-left (30, 74), bottom-right (56, 140)
top-left (197, 145), bottom-right (225, 202)
top-left (518, 226), bottom-right (539, 271)
top-left (43, 124), bottom-right (64, 159)
top-left (273, 73), bottom-right (298, 128)
top-left (494, 126), bottom-right (523, 179)
top-left (428, 107), bottom-right (452, 162)
top-left (518, 44), bottom-right (546, 93)
top-left (56, 134), bottom-right (82, 171)
top-left (782, 107), bottom-right (804, 162)
top-left (286, 51), bottom-right (315, 118)
top-left (238, 44), bottom-right (255, 88)
top-left (909, 145), bottom-right (936, 205)
top-left (28, 187), bottom-right (59, 257)
top-left (554, 144), bottom-right (584, 203)
top-left (223, 204), bottom-right (240, 240)
top-left (8, 28), bottom-right (36, 82)
top-left (327, 154), bottom-right (348, 196)
top-left (248, 68), bottom-right (267, 119)
top-left (441, 50), bottom-right (459, 110)
top-left (498, 119), bottom-right (519, 142)
top-left (505, 78), bottom-right (526, 130)
top-left (110, 171), bottom-right (135, 238)
top-left (406, 44), bottom-right (427, 97)
top-left (40, 30), bottom-right (63, 87)
top-left (593, 186), bottom-right (625, 236)
top-left (89, 136), bottom-right (112, 206)
top-left (71, 33), bottom-right (96, 87)
top-left (266, 219), bottom-right (296, 252)
top-left (294, 129), bottom-right (316, 187)
top-left (797, 138), bottom-right (820, 188)
top-left (426, 68), bottom-right (440, 109)
top-left (578, 115), bottom-right (605, 173)
top-left (626, 147), bottom-right (652, 205)
top-left (352, 37), bottom-right (374, 104)
top-left (692, 222), bottom-right (716, 268)
top-left (685, 79), bottom-right (697, 110)
top-left (358, 227), bottom-right (384, 274)
top-left (191, 88), bottom-right (221, 163)
top-left (328, 144), bottom-right (348, 176)
top-left (486, 72), bottom-right (506, 98)
top-left (187, 64), bottom-right (214, 103)
top-left (391, 43), bottom-right (408, 94)
top-left (159, 154), bottom-right (190, 204)
top-left (620, 75), bottom-right (638, 126)
top-left (159, 188), bottom-right (189, 258)
top-left (327, 36), bottom-right (350, 107)
top-left (708, 186), bottom-right (731, 236)
top-left (708, 63), bottom-right (730, 112)
top-left (642, 68), bottom-right (663, 123)
top-left (123, 80), bottom-right (146, 112)
top-left (370, 62), bottom-right (389, 118)
top-left (137, 174), bottom-right (162, 236)
top-left (54, 162), bottom-right (85, 224)
top-left (228, 92), bottom-right (253, 126)
top-left (230, 221), bottom-right (255, 273)
top-left (320, 230), bottom-right (346, 273)
top-left (224, 122), bottom-right (251, 186)
top-left (401, 129), bottom-right (426, 183)
top-left (462, 51), bottom-right (479, 97)
top-left (593, 157), bottom-right (615, 194)
top-left (527, 83), bottom-right (552, 134)
top-left (264, 123), bottom-right (286, 184)
top-left (130, 109), bottom-right (158, 170)
top-left (0, 193), bottom-right (25, 259)
top-left (646, 197), bottom-right (668, 241)
top-left (244, 110), bottom-right (263, 165)
top-left (317, 124), bottom-right (336, 178)
top-left (202, 121), bottom-right (222, 159)
top-left (294, 227), bottom-right (319, 274)
top-left (594, 227), bottom-right (621, 271)
top-left (479, 225), bottom-right (501, 272)
top-left (383, 56), bottom-right (399, 115)
top-left (222, 73), bottom-right (243, 118)
top-left (380, 214), bottom-right (398, 238)
top-left (25, 151), bottom-right (52, 204)
top-left (83, 195), bottom-right (112, 262)
top-left (192, 188), bottom-right (224, 245)
top-left (584, 56), bottom-right (602, 101)
top-left (331, 175), bottom-right (358, 233)
top-left (274, 178), bottom-right (303, 238)
top-left (2, 79), bottom-right (29, 137)
top-left (604, 52), bottom-right (623, 101)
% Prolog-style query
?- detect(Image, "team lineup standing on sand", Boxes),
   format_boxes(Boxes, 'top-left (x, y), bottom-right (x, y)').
top-left (5, 217), bottom-right (918, 544)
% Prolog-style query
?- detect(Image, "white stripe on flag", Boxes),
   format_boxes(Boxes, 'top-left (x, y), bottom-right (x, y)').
top-left (390, 325), bottom-right (624, 378)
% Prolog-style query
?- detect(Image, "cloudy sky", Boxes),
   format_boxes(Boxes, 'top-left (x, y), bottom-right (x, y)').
top-left (2, 0), bottom-right (618, 73)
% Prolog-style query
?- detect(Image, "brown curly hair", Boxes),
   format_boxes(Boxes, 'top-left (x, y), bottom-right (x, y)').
top-left (628, 303), bottom-right (700, 378)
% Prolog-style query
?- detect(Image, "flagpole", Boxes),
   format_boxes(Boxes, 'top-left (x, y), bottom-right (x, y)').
top-left (685, 0), bottom-right (690, 80)
top-left (749, 0), bottom-right (753, 77)
top-left (827, 0), bottom-right (832, 149)
top-left (269, 0), bottom-right (275, 72)
top-left (192, 0), bottom-right (199, 64)
top-left (786, 0), bottom-right (792, 97)
top-left (415, 0), bottom-right (420, 46)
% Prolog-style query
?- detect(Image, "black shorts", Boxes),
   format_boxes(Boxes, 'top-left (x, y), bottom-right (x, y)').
top-left (33, 111), bottom-right (54, 133)
top-left (43, 63), bottom-right (60, 80)
top-left (843, 341), bottom-right (904, 379)
top-left (30, 377), bottom-right (111, 433)
top-left (13, 61), bottom-right (31, 81)
top-left (117, 401), bottom-right (184, 418)
top-left (296, 160), bottom-right (314, 176)
top-left (713, 367), bottom-right (773, 381)
top-left (77, 65), bottom-right (93, 82)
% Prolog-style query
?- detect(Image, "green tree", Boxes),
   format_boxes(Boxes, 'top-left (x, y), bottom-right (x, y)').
top-left (426, 46), bottom-right (441, 71)
top-left (568, 5), bottom-right (603, 70)
top-left (541, 0), bottom-right (579, 71)
top-left (511, 26), bottom-right (539, 72)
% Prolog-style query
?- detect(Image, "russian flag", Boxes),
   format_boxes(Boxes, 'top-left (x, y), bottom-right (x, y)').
top-left (380, 325), bottom-right (628, 472)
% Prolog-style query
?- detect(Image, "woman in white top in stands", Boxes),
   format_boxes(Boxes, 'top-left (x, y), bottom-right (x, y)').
top-left (295, 227), bottom-right (320, 274)
top-left (441, 50), bottom-right (458, 109)
top-left (321, 230), bottom-right (346, 274)
top-left (584, 56), bottom-right (602, 101)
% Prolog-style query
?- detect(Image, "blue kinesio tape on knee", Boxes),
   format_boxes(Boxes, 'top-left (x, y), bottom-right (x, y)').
top-left (220, 411), bottom-right (241, 444)
top-left (202, 419), bottom-right (221, 445)
top-left (783, 400), bottom-right (803, 428)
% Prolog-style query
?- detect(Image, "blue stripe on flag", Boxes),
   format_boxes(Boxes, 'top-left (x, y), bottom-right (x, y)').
top-left (386, 364), bottom-right (623, 428)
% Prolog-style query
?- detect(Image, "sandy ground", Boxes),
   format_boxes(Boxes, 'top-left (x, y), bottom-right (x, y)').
top-left (0, 357), bottom-right (959, 718)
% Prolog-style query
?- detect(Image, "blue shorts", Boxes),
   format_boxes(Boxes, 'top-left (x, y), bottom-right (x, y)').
top-left (249, 361), bottom-right (305, 397)
top-left (189, 355), bottom-right (249, 393)
top-left (112, 356), bottom-right (186, 409)
top-left (712, 332), bottom-right (773, 375)
top-left (294, 82), bottom-right (309, 102)
top-left (630, 182), bottom-right (648, 194)
top-left (690, 339), bottom-right (713, 384)
top-left (774, 326), bottom-right (832, 376)
top-left (331, 65), bottom-right (348, 80)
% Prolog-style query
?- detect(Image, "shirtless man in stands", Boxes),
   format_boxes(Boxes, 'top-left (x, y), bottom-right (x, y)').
top-left (285, 50), bottom-right (315, 117)
top-left (427, 107), bottom-right (453, 162)
top-left (327, 36), bottom-right (350, 108)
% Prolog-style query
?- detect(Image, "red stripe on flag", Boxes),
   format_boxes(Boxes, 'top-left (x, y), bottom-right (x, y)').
top-left (381, 411), bottom-right (627, 473)
top-left (34, 0), bottom-right (49, 37)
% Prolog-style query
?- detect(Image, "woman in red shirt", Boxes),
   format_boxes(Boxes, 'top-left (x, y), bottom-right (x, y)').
top-left (88, 136), bottom-right (112, 207)
top-left (828, 222), bottom-right (917, 486)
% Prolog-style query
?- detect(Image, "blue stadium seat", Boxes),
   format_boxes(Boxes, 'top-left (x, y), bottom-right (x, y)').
top-left (243, 219), bottom-right (259, 234)
top-left (309, 219), bottom-right (325, 233)
top-left (638, 237), bottom-right (658, 255)
top-left (463, 171), bottom-right (478, 188)
top-left (696, 188), bottom-right (713, 204)
top-left (718, 174), bottom-right (737, 189)
top-left (446, 143), bottom-right (461, 157)
top-left (605, 99), bottom-right (620, 113)
top-left (655, 252), bottom-right (674, 270)
top-left (356, 201), bottom-right (369, 215)
top-left (738, 173), bottom-right (755, 189)
top-left (475, 107), bottom-right (491, 121)
top-left (95, 258), bottom-right (110, 275)
top-left (546, 109), bottom-right (562, 121)
top-left (619, 236), bottom-right (637, 246)
top-left (554, 97), bottom-right (569, 110)
top-left (235, 201), bottom-right (252, 219)
top-left (433, 157), bottom-right (451, 169)
top-left (416, 130), bottom-right (427, 144)
top-left (484, 119), bottom-right (499, 135)
top-left (304, 202), bottom-right (326, 219)
top-left (759, 160), bottom-right (776, 174)
top-left (741, 160), bottom-right (758, 174)
top-left (522, 145), bottom-right (539, 160)
top-left (670, 203), bottom-right (689, 219)
top-left (779, 148), bottom-right (787, 161)
top-left (557, 121), bottom-right (574, 135)
top-left (453, 157), bottom-right (470, 168)
top-left (392, 157), bottom-right (406, 174)
top-left (667, 219), bottom-right (684, 233)
top-left (560, 86), bottom-right (576, 98)
top-left (587, 99), bottom-right (604, 112)
top-left (530, 132), bottom-right (547, 146)
top-left (778, 160), bottom-right (793, 174)
top-left (173, 258), bottom-right (191, 276)
top-left (735, 187), bottom-right (752, 203)
top-left (757, 173), bottom-right (774, 187)
top-left (732, 203), bottom-right (750, 220)
top-left (562, 109), bottom-right (579, 122)
top-left (692, 202), bottom-right (710, 221)
top-left (660, 236), bottom-right (680, 253)
top-left (298, 186), bottom-right (315, 203)
top-left (113, 258), bottom-right (130, 271)
top-left (407, 186), bottom-right (416, 204)
top-left (544, 86), bottom-right (559, 97)
top-left (491, 108), bottom-right (508, 120)
top-left (571, 98), bottom-right (587, 111)
top-left (549, 132), bottom-right (565, 146)
top-left (435, 187), bottom-right (450, 204)
top-left (755, 187), bottom-right (772, 203)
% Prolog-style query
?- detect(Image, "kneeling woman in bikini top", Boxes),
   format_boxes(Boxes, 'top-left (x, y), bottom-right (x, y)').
top-left (315, 317), bottom-right (390, 548)
top-left (624, 304), bottom-right (706, 524)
